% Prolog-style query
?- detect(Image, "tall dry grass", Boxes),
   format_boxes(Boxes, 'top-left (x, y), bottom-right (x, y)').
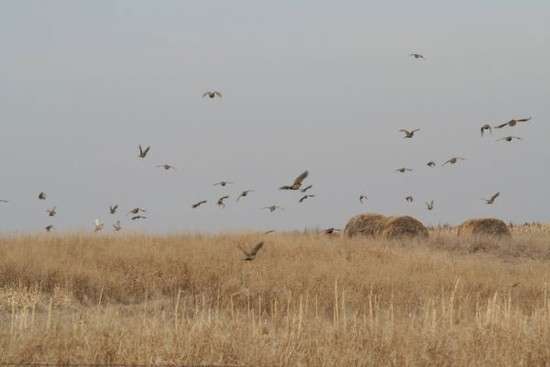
top-left (1, 229), bottom-right (550, 366)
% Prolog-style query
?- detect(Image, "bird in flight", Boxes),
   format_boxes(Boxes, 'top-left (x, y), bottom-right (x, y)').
top-left (395, 167), bottom-right (413, 173)
top-left (301, 184), bottom-right (313, 193)
top-left (264, 230), bottom-right (275, 235)
top-left (497, 136), bottom-right (522, 143)
top-left (236, 190), bottom-right (254, 201)
top-left (109, 205), bottom-right (118, 215)
top-left (405, 195), bottom-right (414, 203)
top-left (192, 200), bottom-right (207, 209)
top-left (214, 181), bottom-right (233, 187)
top-left (138, 145), bottom-right (151, 159)
top-left (94, 219), bottom-right (104, 232)
top-left (45, 225), bottom-right (54, 232)
top-left (399, 129), bottom-right (420, 138)
top-left (203, 90), bottom-right (223, 99)
top-left (427, 161), bottom-right (436, 168)
top-left (299, 194), bottom-right (315, 203)
top-left (238, 241), bottom-right (264, 261)
top-left (482, 192), bottom-right (500, 205)
top-left (262, 205), bottom-right (283, 213)
top-left (156, 164), bottom-right (176, 171)
top-left (38, 192), bottom-right (47, 200)
top-left (131, 215), bottom-right (147, 221)
top-left (443, 157), bottom-right (465, 166)
top-left (113, 220), bottom-right (122, 232)
top-left (480, 124), bottom-right (492, 136)
top-left (280, 170), bottom-right (309, 190)
top-left (46, 206), bottom-right (56, 217)
top-left (128, 207), bottom-right (146, 215)
top-left (217, 195), bottom-right (230, 208)
top-left (426, 200), bottom-right (434, 211)
top-left (324, 227), bottom-right (341, 235)
top-left (410, 53), bottom-right (425, 59)
top-left (359, 194), bottom-right (368, 204)
top-left (495, 116), bottom-right (531, 129)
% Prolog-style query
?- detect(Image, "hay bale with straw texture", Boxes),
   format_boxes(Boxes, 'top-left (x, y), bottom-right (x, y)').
top-left (458, 218), bottom-right (511, 238)
top-left (344, 213), bottom-right (387, 238)
top-left (381, 216), bottom-right (429, 240)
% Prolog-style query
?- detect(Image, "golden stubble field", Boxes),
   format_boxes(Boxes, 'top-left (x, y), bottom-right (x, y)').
top-left (1, 226), bottom-right (550, 366)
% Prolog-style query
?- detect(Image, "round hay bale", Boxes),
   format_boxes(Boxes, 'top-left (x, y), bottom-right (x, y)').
top-left (458, 218), bottom-right (511, 238)
top-left (344, 213), bottom-right (387, 238)
top-left (381, 215), bottom-right (429, 240)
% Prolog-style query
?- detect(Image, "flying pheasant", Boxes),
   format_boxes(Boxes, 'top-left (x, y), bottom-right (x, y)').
top-left (138, 145), bottom-right (151, 159)
top-left (46, 206), bottom-right (56, 217)
top-left (280, 170), bottom-right (309, 190)
top-left (156, 164), bottom-right (176, 171)
top-left (426, 200), bottom-right (434, 211)
top-left (427, 161), bottom-right (436, 168)
top-left (443, 157), bottom-right (465, 166)
top-left (217, 195), bottom-right (230, 208)
top-left (495, 116), bottom-right (531, 128)
top-left (236, 190), bottom-right (254, 201)
top-left (480, 124), bottom-right (492, 136)
top-left (324, 227), bottom-right (341, 235)
top-left (38, 192), bottom-right (47, 200)
top-left (214, 181), bottom-right (233, 187)
top-left (238, 241), bottom-right (264, 261)
top-left (497, 136), bottom-right (522, 142)
top-left (359, 194), bottom-right (368, 204)
top-left (299, 194), bottom-right (315, 203)
top-left (405, 196), bottom-right (414, 203)
top-left (192, 200), bottom-right (207, 209)
top-left (109, 205), bottom-right (118, 215)
top-left (131, 215), bottom-right (147, 220)
top-left (399, 129), bottom-right (420, 138)
top-left (396, 167), bottom-right (413, 173)
top-left (262, 205), bottom-right (283, 213)
top-left (264, 230), bottom-right (275, 235)
top-left (45, 225), bottom-right (54, 232)
top-left (410, 53), bottom-right (425, 59)
top-left (202, 91), bottom-right (223, 99)
top-left (128, 207), bottom-right (146, 215)
top-left (482, 192), bottom-right (500, 205)
top-left (301, 184), bottom-right (313, 193)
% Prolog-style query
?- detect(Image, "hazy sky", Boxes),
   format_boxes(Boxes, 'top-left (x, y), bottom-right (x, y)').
top-left (1, 1), bottom-right (549, 233)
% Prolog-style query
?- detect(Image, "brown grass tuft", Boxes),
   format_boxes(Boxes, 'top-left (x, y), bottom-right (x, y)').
top-left (344, 213), bottom-right (387, 238)
top-left (458, 218), bottom-right (511, 238)
top-left (382, 215), bottom-right (429, 239)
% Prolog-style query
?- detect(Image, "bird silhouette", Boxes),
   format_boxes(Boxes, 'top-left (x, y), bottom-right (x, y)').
top-left (482, 192), bottom-right (500, 204)
top-left (131, 215), bottom-right (147, 221)
top-left (495, 116), bottom-right (531, 128)
top-left (279, 170), bottom-right (309, 190)
top-left (94, 219), bottom-right (104, 232)
top-left (396, 168), bottom-right (413, 173)
top-left (236, 190), bottom-right (254, 201)
top-left (138, 145), bottom-right (151, 159)
top-left (443, 157), bottom-right (465, 166)
top-left (427, 161), bottom-right (436, 168)
top-left (113, 220), bottom-right (122, 232)
top-left (128, 208), bottom-right (146, 215)
top-left (426, 200), bottom-right (434, 210)
top-left (324, 227), bottom-right (341, 235)
top-left (214, 181), bottom-right (233, 187)
top-left (359, 194), bottom-right (368, 204)
top-left (38, 192), bottom-right (47, 200)
top-left (264, 230), bottom-right (275, 235)
top-left (156, 164), bottom-right (176, 171)
top-left (480, 124), bottom-right (492, 136)
top-left (301, 184), bottom-right (313, 193)
top-left (109, 205), bottom-right (118, 215)
top-left (217, 195), bottom-right (230, 208)
top-left (299, 194), bottom-right (315, 203)
top-left (405, 196), bottom-right (414, 203)
top-left (262, 205), bottom-right (283, 213)
top-left (497, 136), bottom-right (522, 142)
top-left (202, 91), bottom-right (223, 99)
top-left (192, 200), bottom-right (207, 209)
top-left (45, 225), bottom-right (54, 232)
top-left (238, 241), bottom-right (264, 261)
top-left (410, 53), bottom-right (425, 59)
top-left (46, 206), bottom-right (56, 217)
top-left (399, 129), bottom-right (420, 138)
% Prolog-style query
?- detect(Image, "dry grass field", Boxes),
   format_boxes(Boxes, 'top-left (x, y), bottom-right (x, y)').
top-left (1, 226), bottom-right (550, 366)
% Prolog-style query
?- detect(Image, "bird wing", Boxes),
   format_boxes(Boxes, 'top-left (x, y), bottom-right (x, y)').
top-left (214, 91), bottom-right (223, 97)
top-left (143, 146), bottom-right (151, 156)
top-left (279, 185), bottom-right (292, 190)
top-left (517, 116), bottom-right (531, 122)
top-left (491, 192), bottom-right (500, 201)
top-left (249, 242), bottom-right (264, 256)
top-left (237, 244), bottom-right (250, 257)
top-left (202, 92), bottom-right (210, 98)
top-left (399, 129), bottom-right (410, 135)
top-left (494, 122), bottom-right (508, 129)
top-left (292, 170), bottom-right (309, 186)
top-left (412, 129), bottom-right (420, 133)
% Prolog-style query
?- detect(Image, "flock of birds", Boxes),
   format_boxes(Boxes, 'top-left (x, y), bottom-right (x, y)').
top-left (0, 53), bottom-right (536, 261)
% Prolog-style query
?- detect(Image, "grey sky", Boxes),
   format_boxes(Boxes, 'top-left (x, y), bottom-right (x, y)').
top-left (1, 1), bottom-right (549, 232)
